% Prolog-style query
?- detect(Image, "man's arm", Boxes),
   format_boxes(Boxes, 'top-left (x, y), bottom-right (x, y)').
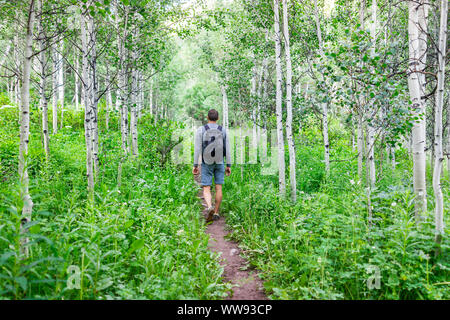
top-left (193, 127), bottom-right (202, 168)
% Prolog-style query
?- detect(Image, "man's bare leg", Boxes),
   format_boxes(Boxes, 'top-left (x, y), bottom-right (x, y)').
top-left (214, 184), bottom-right (222, 214)
top-left (203, 186), bottom-right (213, 209)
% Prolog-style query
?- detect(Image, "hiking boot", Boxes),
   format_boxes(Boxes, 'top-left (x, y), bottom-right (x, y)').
top-left (206, 206), bottom-right (215, 222)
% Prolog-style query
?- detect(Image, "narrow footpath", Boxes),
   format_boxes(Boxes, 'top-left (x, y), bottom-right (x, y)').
top-left (194, 172), bottom-right (267, 300)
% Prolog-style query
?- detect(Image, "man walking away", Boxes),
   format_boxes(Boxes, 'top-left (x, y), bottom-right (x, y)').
top-left (192, 109), bottom-right (231, 222)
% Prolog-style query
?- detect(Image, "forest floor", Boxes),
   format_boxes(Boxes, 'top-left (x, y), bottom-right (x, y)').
top-left (194, 170), bottom-right (267, 300)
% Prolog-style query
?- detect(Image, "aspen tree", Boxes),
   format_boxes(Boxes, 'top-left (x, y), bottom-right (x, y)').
top-left (314, 0), bottom-right (330, 174)
top-left (357, 0), bottom-right (366, 179)
top-left (80, 9), bottom-right (94, 196)
top-left (37, 0), bottom-right (49, 159)
top-left (130, 48), bottom-right (139, 156)
top-left (58, 41), bottom-right (64, 130)
top-left (433, 0), bottom-right (447, 248)
top-left (367, 0), bottom-right (377, 187)
top-left (408, 0), bottom-right (428, 218)
top-left (221, 84), bottom-right (229, 131)
top-left (87, 15), bottom-right (99, 180)
top-left (282, 0), bottom-right (297, 201)
top-left (251, 63), bottom-right (258, 159)
top-left (117, 3), bottom-right (129, 155)
top-left (274, 0), bottom-right (286, 196)
top-left (105, 68), bottom-right (112, 130)
top-left (74, 53), bottom-right (79, 110)
top-left (19, 0), bottom-right (36, 256)
top-left (52, 45), bottom-right (58, 134)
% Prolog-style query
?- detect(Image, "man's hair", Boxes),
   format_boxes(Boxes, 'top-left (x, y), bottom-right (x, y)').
top-left (207, 109), bottom-right (219, 121)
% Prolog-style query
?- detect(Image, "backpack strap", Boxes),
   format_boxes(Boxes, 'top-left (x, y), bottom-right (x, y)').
top-left (218, 125), bottom-right (222, 131)
top-left (204, 124), bottom-right (210, 131)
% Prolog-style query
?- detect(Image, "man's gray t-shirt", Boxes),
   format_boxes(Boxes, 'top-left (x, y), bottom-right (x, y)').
top-left (193, 123), bottom-right (231, 167)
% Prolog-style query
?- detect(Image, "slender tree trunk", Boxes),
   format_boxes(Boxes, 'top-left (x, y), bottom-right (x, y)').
top-left (19, 0), bottom-right (36, 256)
top-left (117, 9), bottom-right (129, 155)
top-left (14, 27), bottom-right (21, 108)
top-left (447, 93), bottom-right (450, 178)
top-left (357, 114), bottom-right (364, 177)
top-left (282, 0), bottom-right (297, 201)
top-left (81, 10), bottom-right (94, 197)
top-left (251, 63), bottom-right (258, 163)
top-left (75, 52), bottom-right (79, 111)
top-left (221, 84), bottom-right (229, 131)
top-left (38, 2), bottom-right (49, 159)
top-left (274, 0), bottom-right (286, 196)
top-left (58, 41), bottom-right (64, 130)
top-left (367, 0), bottom-right (377, 187)
top-left (408, 0), bottom-right (428, 219)
top-left (130, 51), bottom-right (139, 156)
top-left (314, 0), bottom-right (330, 174)
top-left (105, 68), bottom-right (112, 130)
top-left (357, 0), bottom-right (366, 179)
top-left (433, 0), bottom-right (447, 250)
top-left (88, 16), bottom-right (99, 180)
top-left (257, 58), bottom-right (266, 145)
top-left (149, 78), bottom-right (153, 117)
top-left (138, 70), bottom-right (143, 119)
top-left (52, 45), bottom-right (58, 134)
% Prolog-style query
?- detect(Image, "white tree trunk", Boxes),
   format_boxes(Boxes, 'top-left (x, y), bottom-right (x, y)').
top-left (75, 52), bottom-right (79, 111)
top-left (149, 78), bottom-right (153, 116)
top-left (433, 0), bottom-right (447, 245)
top-left (130, 52), bottom-right (139, 156)
top-left (88, 16), bottom-right (99, 180)
top-left (19, 0), bottom-right (36, 255)
top-left (408, 0), bottom-right (428, 218)
top-left (13, 29), bottom-right (21, 108)
top-left (117, 7), bottom-right (129, 155)
top-left (58, 41), bottom-right (64, 130)
top-left (251, 63), bottom-right (258, 162)
top-left (357, 0), bottom-right (366, 180)
top-left (282, 0), bottom-right (297, 201)
top-left (367, 0), bottom-right (377, 187)
top-left (314, 0), bottom-right (330, 174)
top-left (221, 84), bottom-right (229, 131)
top-left (367, 123), bottom-right (376, 187)
top-left (447, 93), bottom-right (450, 178)
top-left (138, 70), bottom-right (144, 119)
top-left (38, 2), bottom-right (49, 159)
top-left (274, 0), bottom-right (286, 195)
top-left (81, 10), bottom-right (94, 196)
top-left (357, 114), bottom-right (364, 177)
top-left (52, 45), bottom-right (58, 134)
top-left (105, 70), bottom-right (112, 130)
top-left (257, 59), bottom-right (266, 145)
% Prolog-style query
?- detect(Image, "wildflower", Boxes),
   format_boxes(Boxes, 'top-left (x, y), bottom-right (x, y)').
top-left (350, 179), bottom-right (355, 185)
top-left (418, 250), bottom-right (429, 260)
top-left (391, 202), bottom-right (397, 207)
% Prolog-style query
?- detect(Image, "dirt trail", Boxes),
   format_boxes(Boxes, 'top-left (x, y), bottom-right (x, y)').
top-left (194, 172), bottom-right (267, 300)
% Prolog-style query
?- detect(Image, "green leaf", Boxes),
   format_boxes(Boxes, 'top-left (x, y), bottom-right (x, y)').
top-left (127, 239), bottom-right (145, 256)
top-left (15, 276), bottom-right (27, 291)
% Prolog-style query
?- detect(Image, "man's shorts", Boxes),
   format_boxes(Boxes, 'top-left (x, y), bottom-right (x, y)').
top-left (201, 163), bottom-right (225, 186)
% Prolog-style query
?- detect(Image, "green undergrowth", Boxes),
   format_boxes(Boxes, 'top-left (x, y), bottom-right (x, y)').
top-left (222, 144), bottom-right (450, 300)
top-left (0, 108), bottom-right (229, 299)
